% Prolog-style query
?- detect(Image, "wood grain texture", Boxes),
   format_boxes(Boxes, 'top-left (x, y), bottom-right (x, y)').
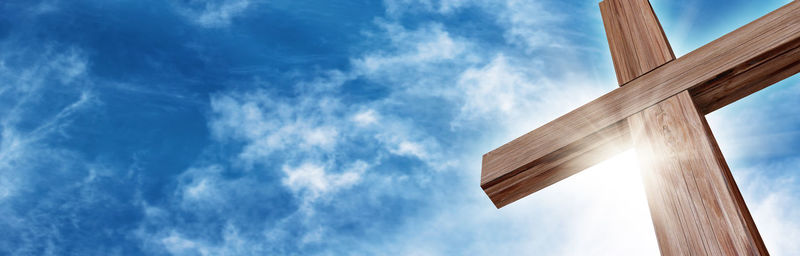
top-left (600, 0), bottom-right (675, 84)
top-left (691, 38), bottom-right (800, 114)
top-left (481, 1), bottom-right (800, 206)
top-left (629, 91), bottom-right (767, 255)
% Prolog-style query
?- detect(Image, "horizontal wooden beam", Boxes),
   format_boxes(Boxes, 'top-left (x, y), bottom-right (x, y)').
top-left (691, 34), bottom-right (800, 114)
top-left (482, 1), bottom-right (800, 207)
top-left (484, 120), bottom-right (630, 208)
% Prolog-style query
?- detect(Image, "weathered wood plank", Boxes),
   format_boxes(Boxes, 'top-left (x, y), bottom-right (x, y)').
top-left (600, 0), bottom-right (674, 84)
top-left (629, 91), bottom-right (767, 255)
top-left (691, 38), bottom-right (800, 113)
top-left (481, 1), bottom-right (800, 205)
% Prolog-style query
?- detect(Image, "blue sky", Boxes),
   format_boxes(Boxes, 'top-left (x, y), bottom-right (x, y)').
top-left (1, 0), bottom-right (799, 255)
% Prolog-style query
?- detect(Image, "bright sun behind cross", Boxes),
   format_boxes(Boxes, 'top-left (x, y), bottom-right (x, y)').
top-left (516, 149), bottom-right (661, 255)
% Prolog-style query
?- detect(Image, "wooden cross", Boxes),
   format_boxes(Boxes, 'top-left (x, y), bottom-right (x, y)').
top-left (481, 0), bottom-right (800, 254)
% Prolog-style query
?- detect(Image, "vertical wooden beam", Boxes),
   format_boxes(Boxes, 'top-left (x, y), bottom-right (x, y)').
top-left (600, 0), bottom-right (674, 84)
top-left (629, 91), bottom-right (768, 255)
top-left (600, 0), bottom-right (767, 255)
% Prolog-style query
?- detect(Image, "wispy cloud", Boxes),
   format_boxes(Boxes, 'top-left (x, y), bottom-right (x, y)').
top-left (353, 23), bottom-right (468, 73)
top-left (0, 44), bottom-right (145, 255)
top-left (174, 0), bottom-right (252, 28)
top-left (208, 89), bottom-right (344, 166)
top-left (142, 1), bottom-right (638, 253)
top-left (282, 161), bottom-right (367, 200)
top-left (735, 158), bottom-right (800, 255)
top-left (452, 53), bottom-right (609, 134)
top-left (157, 224), bottom-right (258, 255)
top-left (351, 109), bottom-right (379, 127)
top-left (0, 47), bottom-right (95, 201)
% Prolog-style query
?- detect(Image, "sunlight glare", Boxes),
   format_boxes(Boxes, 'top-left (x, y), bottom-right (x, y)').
top-left (518, 149), bottom-right (661, 255)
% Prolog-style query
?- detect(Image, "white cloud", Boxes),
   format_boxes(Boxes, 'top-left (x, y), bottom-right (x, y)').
top-left (303, 126), bottom-right (338, 148)
top-left (452, 53), bottom-right (610, 139)
top-left (209, 92), bottom-right (343, 165)
top-left (184, 178), bottom-right (213, 200)
top-left (352, 109), bottom-right (379, 127)
top-left (0, 178), bottom-right (12, 200)
top-left (300, 227), bottom-right (325, 245)
top-left (729, 159), bottom-right (800, 255)
top-left (176, 0), bottom-right (252, 28)
top-left (391, 141), bottom-right (427, 159)
top-left (283, 163), bottom-right (331, 194)
top-left (0, 48), bottom-right (94, 201)
top-left (497, 0), bottom-right (566, 51)
top-left (381, 0), bottom-right (574, 52)
top-left (349, 30), bottom-right (454, 95)
top-left (157, 224), bottom-right (255, 256)
top-left (208, 50), bottom-right (456, 168)
top-left (282, 161), bottom-right (366, 200)
top-left (751, 188), bottom-right (800, 255)
top-left (193, 11), bottom-right (619, 252)
top-left (161, 232), bottom-right (203, 255)
top-left (0, 90), bottom-right (95, 168)
top-left (353, 22), bottom-right (468, 74)
top-left (382, 0), bottom-right (472, 16)
top-left (370, 119), bottom-right (449, 169)
top-left (176, 166), bottom-right (225, 208)
top-left (457, 54), bottom-right (531, 115)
